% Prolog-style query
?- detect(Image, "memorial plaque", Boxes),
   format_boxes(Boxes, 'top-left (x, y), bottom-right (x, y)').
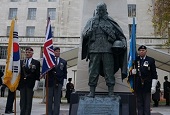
top-left (77, 96), bottom-right (121, 115)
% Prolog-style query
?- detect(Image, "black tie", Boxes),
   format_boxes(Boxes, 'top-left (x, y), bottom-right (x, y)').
top-left (26, 59), bottom-right (29, 67)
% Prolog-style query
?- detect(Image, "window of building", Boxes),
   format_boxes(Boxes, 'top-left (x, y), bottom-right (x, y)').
top-left (27, 8), bottom-right (37, 20)
top-left (48, 0), bottom-right (57, 2)
top-left (0, 66), bottom-right (5, 73)
top-left (26, 26), bottom-right (35, 37)
top-left (128, 4), bottom-right (136, 17)
top-left (8, 8), bottom-right (17, 20)
top-left (11, 0), bottom-right (18, 2)
top-left (128, 24), bottom-right (136, 38)
top-left (0, 46), bottom-right (7, 59)
top-left (47, 8), bottom-right (56, 20)
top-left (6, 26), bottom-right (10, 36)
top-left (29, 0), bottom-right (37, 2)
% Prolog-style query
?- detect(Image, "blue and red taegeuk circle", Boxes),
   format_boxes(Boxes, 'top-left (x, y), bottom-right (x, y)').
top-left (13, 42), bottom-right (20, 61)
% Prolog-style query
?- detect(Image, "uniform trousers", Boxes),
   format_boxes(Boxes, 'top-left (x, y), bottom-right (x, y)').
top-left (136, 91), bottom-right (151, 115)
top-left (20, 87), bottom-right (34, 115)
top-left (48, 83), bottom-right (62, 115)
top-left (5, 90), bottom-right (15, 112)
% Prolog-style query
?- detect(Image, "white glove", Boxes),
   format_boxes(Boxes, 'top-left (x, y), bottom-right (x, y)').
top-left (62, 79), bottom-right (67, 91)
top-left (151, 79), bottom-right (158, 94)
top-left (132, 69), bottom-right (136, 74)
top-left (33, 80), bottom-right (39, 91)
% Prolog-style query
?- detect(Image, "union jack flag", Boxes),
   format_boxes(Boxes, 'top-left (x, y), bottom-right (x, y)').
top-left (41, 17), bottom-right (55, 76)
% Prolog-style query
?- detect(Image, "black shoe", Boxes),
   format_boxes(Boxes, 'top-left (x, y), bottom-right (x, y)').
top-left (11, 110), bottom-right (14, 113)
top-left (5, 110), bottom-right (14, 114)
top-left (5, 111), bottom-right (11, 114)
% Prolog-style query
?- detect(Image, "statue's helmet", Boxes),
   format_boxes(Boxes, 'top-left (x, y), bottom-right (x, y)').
top-left (97, 2), bottom-right (107, 10)
top-left (96, 2), bottom-right (107, 17)
top-left (112, 40), bottom-right (124, 54)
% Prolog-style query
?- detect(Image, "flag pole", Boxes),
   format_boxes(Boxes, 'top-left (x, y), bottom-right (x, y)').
top-left (133, 64), bottom-right (136, 95)
top-left (127, 16), bottom-right (136, 92)
top-left (41, 16), bottom-right (55, 115)
top-left (133, 16), bottom-right (136, 94)
top-left (14, 17), bottom-right (17, 115)
top-left (14, 91), bottom-right (16, 115)
top-left (42, 78), bottom-right (45, 103)
top-left (46, 74), bottom-right (48, 115)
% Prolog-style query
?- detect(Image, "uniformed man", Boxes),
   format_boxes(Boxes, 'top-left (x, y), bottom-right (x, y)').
top-left (132, 45), bottom-right (158, 115)
top-left (47, 47), bottom-right (67, 115)
top-left (18, 47), bottom-right (40, 115)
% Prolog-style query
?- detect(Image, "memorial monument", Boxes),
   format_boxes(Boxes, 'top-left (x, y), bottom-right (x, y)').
top-left (81, 2), bottom-right (127, 98)
top-left (70, 0), bottom-right (137, 115)
top-left (77, 2), bottom-right (127, 115)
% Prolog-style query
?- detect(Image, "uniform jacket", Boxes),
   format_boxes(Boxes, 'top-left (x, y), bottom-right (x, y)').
top-left (18, 59), bottom-right (40, 89)
top-left (47, 58), bottom-right (67, 87)
top-left (135, 56), bottom-right (157, 93)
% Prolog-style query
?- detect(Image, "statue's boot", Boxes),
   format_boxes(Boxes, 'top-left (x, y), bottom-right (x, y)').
top-left (108, 86), bottom-right (114, 97)
top-left (87, 87), bottom-right (95, 98)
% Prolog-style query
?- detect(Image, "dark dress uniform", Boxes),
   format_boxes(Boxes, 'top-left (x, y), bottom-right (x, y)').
top-left (47, 57), bottom-right (67, 115)
top-left (135, 55), bottom-right (157, 115)
top-left (18, 58), bottom-right (40, 115)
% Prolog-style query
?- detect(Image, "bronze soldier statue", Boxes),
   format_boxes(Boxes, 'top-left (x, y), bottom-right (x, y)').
top-left (81, 2), bottom-right (127, 97)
